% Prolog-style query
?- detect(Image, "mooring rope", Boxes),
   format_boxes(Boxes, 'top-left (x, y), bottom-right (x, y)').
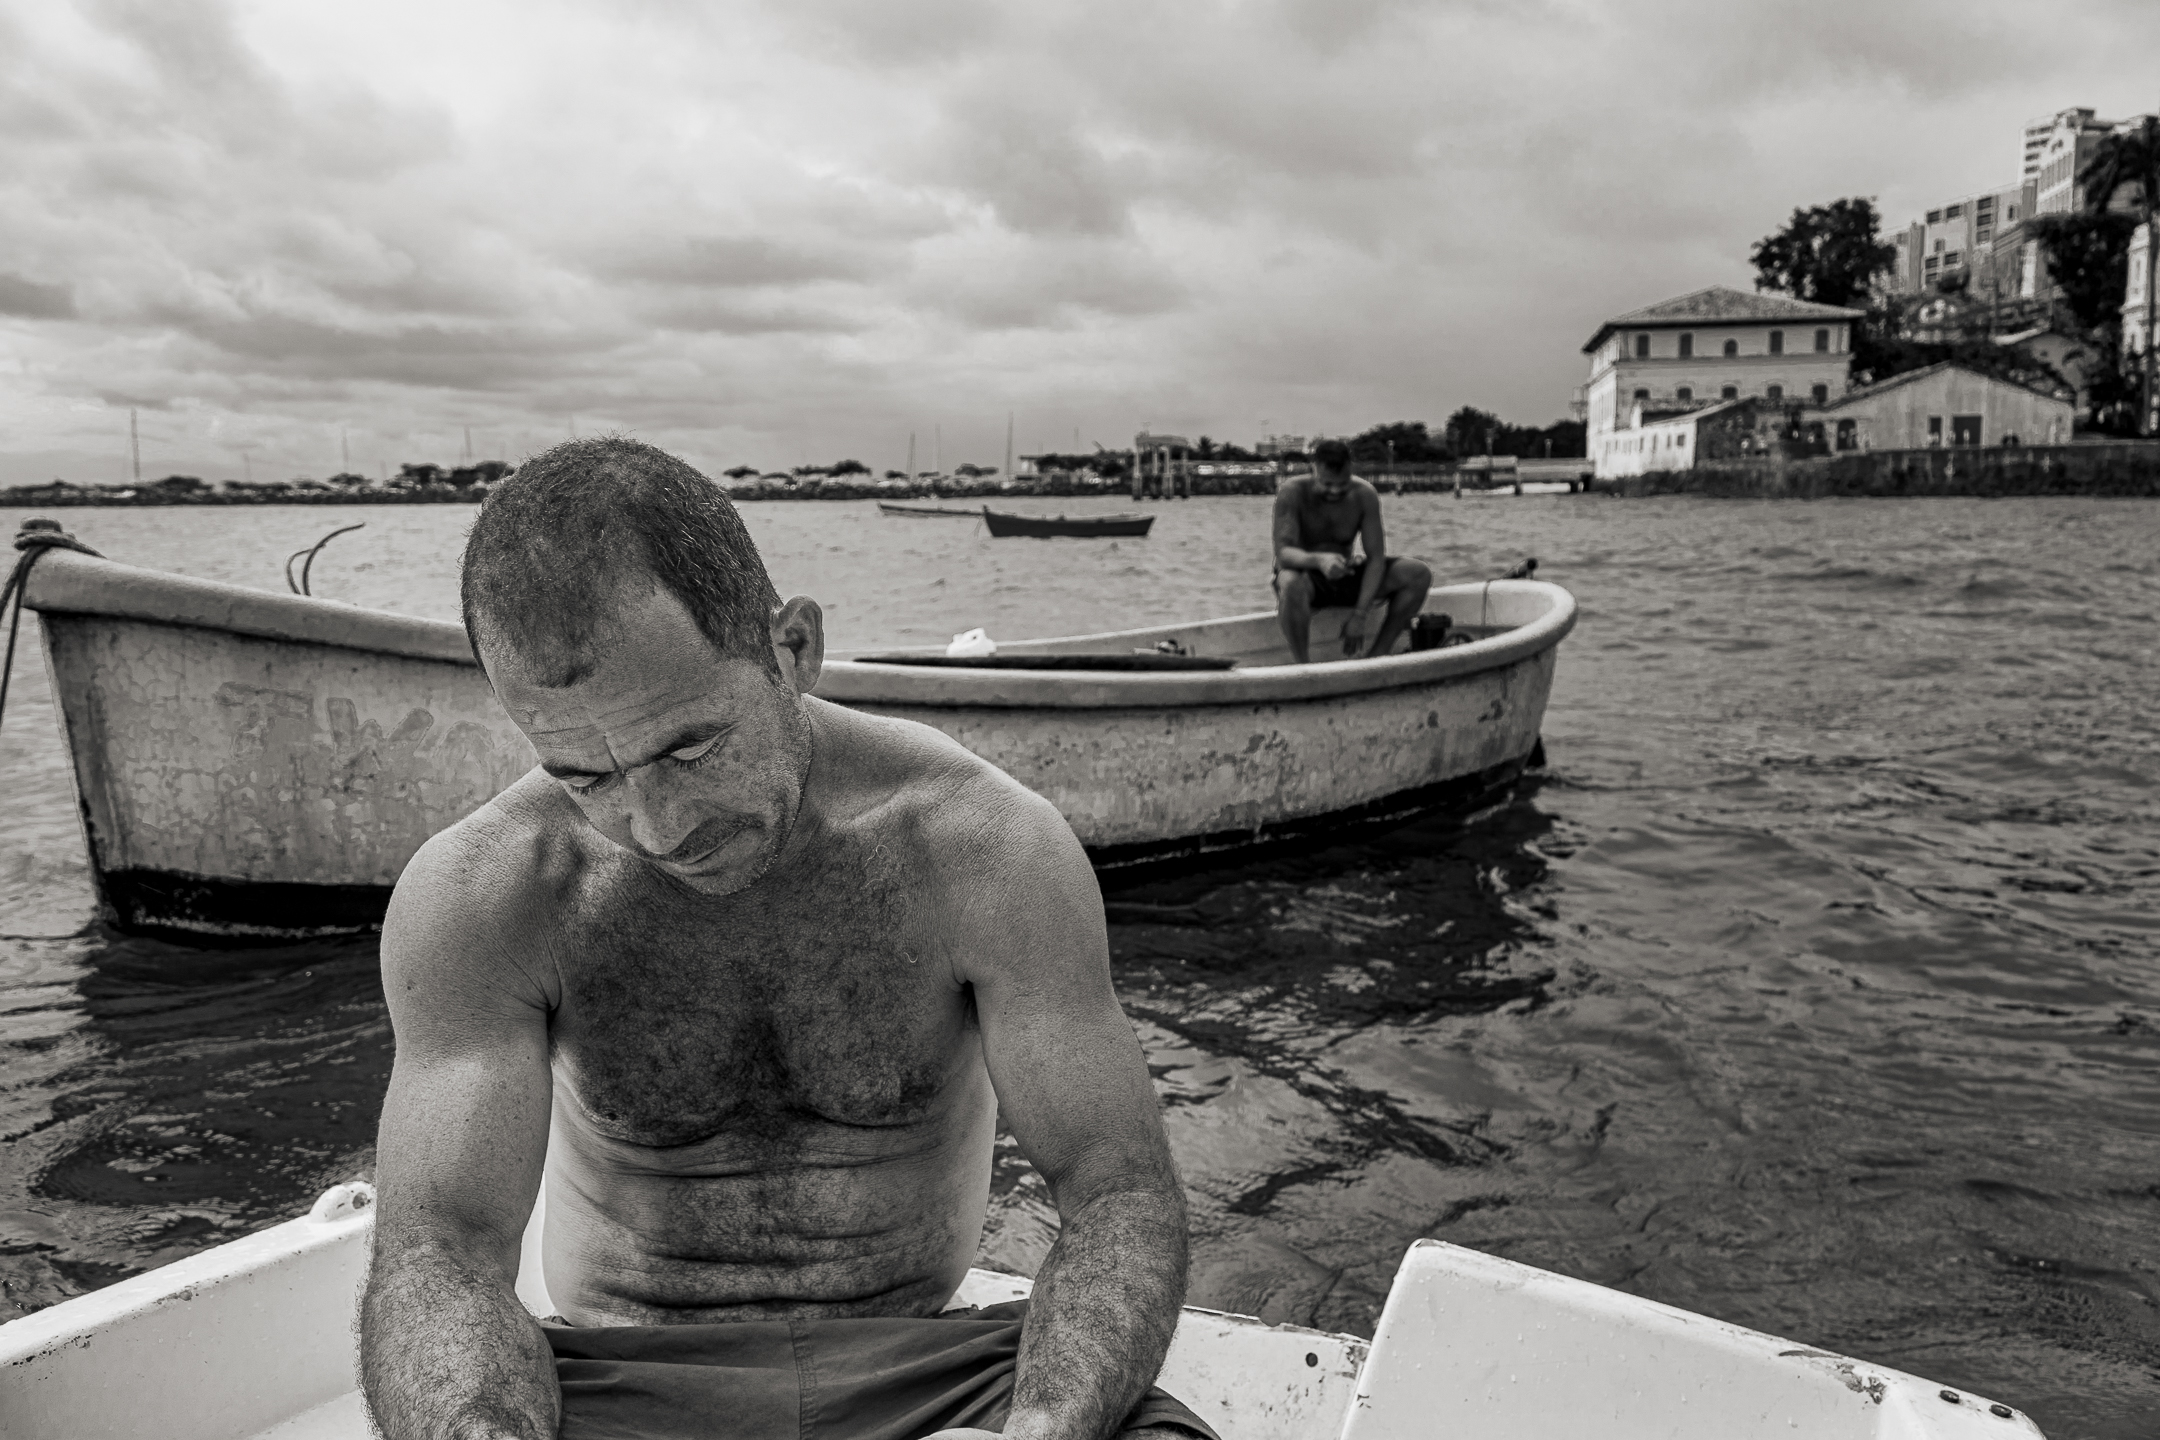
top-left (1, 520), bottom-right (103, 735)
top-left (284, 522), bottom-right (365, 596)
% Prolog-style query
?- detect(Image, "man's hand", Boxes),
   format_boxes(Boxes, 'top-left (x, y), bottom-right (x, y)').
top-left (1312, 552), bottom-right (1351, 581)
top-left (1342, 605), bottom-right (1379, 657)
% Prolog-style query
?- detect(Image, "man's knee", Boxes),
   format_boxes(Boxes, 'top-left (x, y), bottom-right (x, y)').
top-left (1392, 558), bottom-right (1432, 593)
top-left (1277, 573), bottom-right (1314, 608)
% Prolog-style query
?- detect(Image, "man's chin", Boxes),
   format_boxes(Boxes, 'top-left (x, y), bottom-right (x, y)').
top-left (653, 828), bottom-right (775, 895)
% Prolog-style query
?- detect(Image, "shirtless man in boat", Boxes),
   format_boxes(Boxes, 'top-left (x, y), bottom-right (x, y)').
top-left (1273, 438), bottom-right (1432, 663)
top-left (359, 438), bottom-right (1209, 1440)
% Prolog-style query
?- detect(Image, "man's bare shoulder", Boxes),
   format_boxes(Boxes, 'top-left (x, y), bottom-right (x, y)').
top-left (382, 769), bottom-right (583, 1008)
top-left (814, 702), bottom-right (1093, 922)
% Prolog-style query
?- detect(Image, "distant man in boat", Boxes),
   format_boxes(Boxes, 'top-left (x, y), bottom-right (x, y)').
top-left (1272, 437), bottom-right (1431, 663)
top-left (359, 438), bottom-right (1210, 1440)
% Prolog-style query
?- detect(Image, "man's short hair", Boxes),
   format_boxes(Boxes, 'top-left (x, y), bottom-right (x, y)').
top-left (460, 437), bottom-right (781, 685)
top-left (1312, 438), bottom-right (1351, 469)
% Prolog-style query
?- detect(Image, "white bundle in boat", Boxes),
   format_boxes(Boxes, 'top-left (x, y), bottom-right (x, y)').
top-left (946, 627), bottom-right (996, 658)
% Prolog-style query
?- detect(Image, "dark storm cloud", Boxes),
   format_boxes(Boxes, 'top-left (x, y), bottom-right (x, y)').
top-left (0, 274), bottom-right (76, 320)
top-left (931, 92), bottom-right (1139, 236)
top-left (598, 236), bottom-right (890, 289)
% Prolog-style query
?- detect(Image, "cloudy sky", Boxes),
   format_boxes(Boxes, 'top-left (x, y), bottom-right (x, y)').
top-left (2, 0), bottom-right (2157, 485)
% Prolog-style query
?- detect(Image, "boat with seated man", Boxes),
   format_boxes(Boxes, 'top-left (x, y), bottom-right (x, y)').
top-left (0, 1177), bottom-right (2041, 1438)
top-left (15, 524), bottom-right (1573, 942)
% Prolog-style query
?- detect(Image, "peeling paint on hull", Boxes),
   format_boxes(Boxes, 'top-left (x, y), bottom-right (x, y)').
top-left (26, 551), bottom-right (1574, 943)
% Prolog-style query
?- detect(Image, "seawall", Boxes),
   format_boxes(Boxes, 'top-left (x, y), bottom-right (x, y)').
top-left (1615, 444), bottom-right (2160, 499)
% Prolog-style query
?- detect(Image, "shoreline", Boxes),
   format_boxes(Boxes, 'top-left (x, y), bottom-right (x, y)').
top-left (3, 470), bottom-right (1601, 508)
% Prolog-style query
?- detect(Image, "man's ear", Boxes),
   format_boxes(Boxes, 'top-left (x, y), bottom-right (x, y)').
top-left (770, 596), bottom-right (825, 696)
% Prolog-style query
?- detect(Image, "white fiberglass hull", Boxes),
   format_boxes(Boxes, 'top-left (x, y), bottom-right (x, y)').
top-left (0, 1183), bottom-right (2041, 1439)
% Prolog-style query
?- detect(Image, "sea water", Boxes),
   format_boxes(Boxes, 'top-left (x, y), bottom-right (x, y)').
top-left (1, 495), bottom-right (2155, 1438)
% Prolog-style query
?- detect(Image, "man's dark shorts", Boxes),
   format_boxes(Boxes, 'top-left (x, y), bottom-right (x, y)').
top-left (546, 1299), bottom-right (1222, 1440)
top-left (1277, 557), bottom-right (1391, 611)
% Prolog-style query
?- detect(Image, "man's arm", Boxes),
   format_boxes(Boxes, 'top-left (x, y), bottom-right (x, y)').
top-left (1348, 484), bottom-right (1389, 654)
top-left (360, 826), bottom-right (558, 1440)
top-left (954, 789), bottom-right (1187, 1440)
top-left (1272, 483), bottom-right (1346, 577)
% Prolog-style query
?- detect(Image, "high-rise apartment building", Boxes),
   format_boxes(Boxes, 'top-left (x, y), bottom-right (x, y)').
top-left (2030, 107), bottom-right (2126, 214)
top-left (1888, 182), bottom-right (2035, 296)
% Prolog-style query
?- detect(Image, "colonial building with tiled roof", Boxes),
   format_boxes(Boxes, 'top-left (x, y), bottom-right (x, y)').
top-left (1579, 286), bottom-right (1865, 478)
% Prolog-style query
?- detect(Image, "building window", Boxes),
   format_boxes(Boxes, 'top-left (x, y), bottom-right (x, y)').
top-left (1952, 415), bottom-right (1982, 446)
top-left (1934, 238), bottom-right (1945, 253)
top-left (1813, 328), bottom-right (1830, 352)
top-left (1768, 330), bottom-right (1784, 355)
top-left (1976, 228), bottom-right (1994, 244)
top-left (2006, 204), bottom-right (2018, 220)
top-left (1944, 251), bottom-right (1962, 267)
top-left (1945, 203), bottom-right (1963, 218)
top-left (1633, 388), bottom-right (1649, 401)
top-left (1926, 209), bottom-right (1942, 223)
top-left (1767, 385), bottom-right (1783, 401)
top-left (1635, 334), bottom-right (1650, 358)
top-left (1811, 383), bottom-right (1829, 405)
top-left (1927, 416), bottom-right (1943, 446)
top-left (1722, 339), bottom-right (1738, 357)
top-left (1676, 387), bottom-right (1692, 402)
top-left (1721, 385), bottom-right (1738, 400)
top-left (1679, 333), bottom-right (1693, 358)
top-left (1836, 418), bottom-right (1857, 451)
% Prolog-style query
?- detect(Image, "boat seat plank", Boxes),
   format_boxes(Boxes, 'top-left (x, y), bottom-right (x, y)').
top-left (855, 654), bottom-right (1240, 671)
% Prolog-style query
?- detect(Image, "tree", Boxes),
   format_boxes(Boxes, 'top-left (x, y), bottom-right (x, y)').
top-left (2079, 117), bottom-right (2160, 432)
top-left (2022, 213), bottom-right (2138, 330)
top-left (1750, 198), bottom-right (1898, 309)
top-left (1348, 421), bottom-right (1450, 465)
top-left (828, 459), bottom-right (870, 476)
top-left (723, 465), bottom-right (758, 478)
top-left (1442, 407), bottom-right (1501, 456)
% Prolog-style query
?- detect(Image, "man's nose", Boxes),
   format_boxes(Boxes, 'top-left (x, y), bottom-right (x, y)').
top-left (623, 770), bottom-right (696, 858)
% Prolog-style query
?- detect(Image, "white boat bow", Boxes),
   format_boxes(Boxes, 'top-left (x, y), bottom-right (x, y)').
top-left (0, 1181), bottom-right (2042, 1438)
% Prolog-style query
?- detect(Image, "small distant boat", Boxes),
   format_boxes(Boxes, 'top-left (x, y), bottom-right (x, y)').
top-left (877, 501), bottom-right (983, 518)
top-left (1459, 480), bottom-right (1582, 498)
top-left (982, 507), bottom-right (1154, 539)
top-left (0, 1181), bottom-right (2043, 1439)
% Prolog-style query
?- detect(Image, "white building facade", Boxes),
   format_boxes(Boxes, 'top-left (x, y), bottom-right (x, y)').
top-left (1580, 287), bottom-right (1861, 479)
top-left (2124, 221), bottom-right (2158, 432)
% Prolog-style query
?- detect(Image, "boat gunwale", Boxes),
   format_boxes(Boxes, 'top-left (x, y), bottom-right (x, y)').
top-left (22, 549), bottom-right (1575, 710)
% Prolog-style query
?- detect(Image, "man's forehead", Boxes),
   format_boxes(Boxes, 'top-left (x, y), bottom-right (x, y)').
top-left (505, 672), bottom-right (714, 740)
